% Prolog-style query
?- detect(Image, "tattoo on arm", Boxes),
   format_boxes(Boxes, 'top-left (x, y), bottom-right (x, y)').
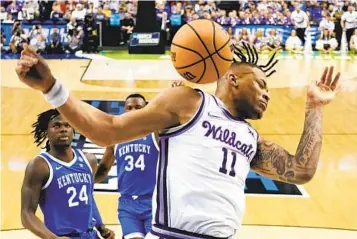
top-left (251, 107), bottom-right (323, 184)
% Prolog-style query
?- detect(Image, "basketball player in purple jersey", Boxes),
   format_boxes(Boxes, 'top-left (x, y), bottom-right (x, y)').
top-left (17, 43), bottom-right (340, 238)
top-left (21, 109), bottom-right (114, 239)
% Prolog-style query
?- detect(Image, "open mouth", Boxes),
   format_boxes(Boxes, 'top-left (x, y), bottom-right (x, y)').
top-left (59, 136), bottom-right (69, 141)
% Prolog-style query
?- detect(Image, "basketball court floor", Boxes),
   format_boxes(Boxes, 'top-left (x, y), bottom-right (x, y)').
top-left (1, 53), bottom-right (357, 238)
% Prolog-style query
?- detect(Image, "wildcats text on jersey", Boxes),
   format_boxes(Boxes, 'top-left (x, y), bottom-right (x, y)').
top-left (73, 100), bottom-right (307, 197)
top-left (202, 120), bottom-right (255, 159)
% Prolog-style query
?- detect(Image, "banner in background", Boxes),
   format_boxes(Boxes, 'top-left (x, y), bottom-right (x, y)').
top-left (2, 23), bottom-right (68, 45)
top-left (226, 25), bottom-right (320, 45)
top-left (129, 32), bottom-right (161, 47)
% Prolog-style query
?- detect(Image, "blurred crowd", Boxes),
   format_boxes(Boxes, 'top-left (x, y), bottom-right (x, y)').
top-left (1, 0), bottom-right (357, 54)
top-left (0, 0), bottom-right (137, 53)
top-left (157, 0), bottom-right (357, 53)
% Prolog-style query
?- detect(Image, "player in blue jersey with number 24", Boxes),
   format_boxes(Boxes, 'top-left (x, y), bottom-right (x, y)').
top-left (21, 109), bottom-right (115, 239)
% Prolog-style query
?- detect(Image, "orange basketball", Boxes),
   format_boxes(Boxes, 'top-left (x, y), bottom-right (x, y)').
top-left (170, 19), bottom-right (233, 84)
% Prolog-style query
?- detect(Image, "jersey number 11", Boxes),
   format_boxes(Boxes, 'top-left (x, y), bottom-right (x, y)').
top-left (219, 147), bottom-right (236, 177)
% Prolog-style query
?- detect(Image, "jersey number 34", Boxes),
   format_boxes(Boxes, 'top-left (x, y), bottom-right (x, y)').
top-left (124, 154), bottom-right (145, 171)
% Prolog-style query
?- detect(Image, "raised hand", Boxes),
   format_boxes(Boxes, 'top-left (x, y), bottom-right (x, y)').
top-left (15, 43), bottom-right (55, 93)
top-left (171, 79), bottom-right (185, 88)
top-left (307, 66), bottom-right (341, 108)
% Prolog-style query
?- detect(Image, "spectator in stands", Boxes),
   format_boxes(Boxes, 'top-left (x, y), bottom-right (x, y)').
top-left (65, 26), bottom-right (84, 54)
top-left (120, 12), bottom-right (134, 45)
top-left (3, 13), bottom-right (14, 23)
top-left (48, 27), bottom-right (63, 54)
top-left (184, 5), bottom-right (194, 22)
top-left (276, 12), bottom-right (286, 25)
top-left (236, 28), bottom-right (252, 50)
top-left (0, 7), bottom-right (8, 21)
top-left (266, 29), bottom-right (282, 51)
top-left (285, 29), bottom-right (304, 53)
top-left (83, 14), bottom-right (99, 53)
top-left (127, 0), bottom-right (138, 17)
top-left (316, 29), bottom-right (338, 53)
top-left (341, 5), bottom-right (357, 50)
top-left (94, 6), bottom-right (106, 21)
top-left (7, 1), bottom-right (19, 20)
top-left (240, 11), bottom-right (252, 25)
top-left (102, 3), bottom-right (112, 19)
top-left (252, 29), bottom-right (268, 53)
top-left (284, 9), bottom-right (293, 25)
top-left (291, 2), bottom-right (309, 45)
top-left (229, 10), bottom-right (239, 27)
top-left (26, 0), bottom-right (39, 19)
top-left (72, 3), bottom-right (86, 21)
top-left (349, 29), bottom-right (357, 53)
top-left (51, 3), bottom-right (64, 21)
top-left (10, 30), bottom-right (27, 53)
top-left (333, 9), bottom-right (344, 50)
top-left (216, 9), bottom-right (229, 25)
top-left (1, 28), bottom-right (6, 53)
top-left (29, 25), bottom-right (46, 54)
top-left (251, 10), bottom-right (262, 24)
top-left (39, 0), bottom-right (52, 21)
top-left (319, 12), bottom-right (335, 35)
top-left (265, 11), bottom-right (277, 25)
top-left (67, 17), bottom-right (77, 37)
top-left (227, 26), bottom-right (235, 44)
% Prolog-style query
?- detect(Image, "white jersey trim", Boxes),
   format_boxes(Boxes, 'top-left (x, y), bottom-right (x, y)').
top-left (41, 149), bottom-right (78, 167)
top-left (38, 155), bottom-right (54, 190)
top-left (151, 133), bottom-right (159, 151)
top-left (124, 232), bottom-right (145, 239)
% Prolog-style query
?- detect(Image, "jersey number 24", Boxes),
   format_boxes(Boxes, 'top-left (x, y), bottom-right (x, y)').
top-left (67, 185), bottom-right (88, 207)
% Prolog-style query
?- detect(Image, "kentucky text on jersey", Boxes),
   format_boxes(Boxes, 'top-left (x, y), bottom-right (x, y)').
top-left (118, 144), bottom-right (151, 157)
top-left (57, 172), bottom-right (92, 189)
top-left (202, 120), bottom-right (254, 159)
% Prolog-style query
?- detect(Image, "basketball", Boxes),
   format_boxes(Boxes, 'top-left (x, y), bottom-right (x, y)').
top-left (170, 19), bottom-right (233, 84)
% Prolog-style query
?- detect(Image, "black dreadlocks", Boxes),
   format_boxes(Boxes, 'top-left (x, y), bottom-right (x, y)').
top-left (31, 109), bottom-right (60, 152)
top-left (232, 42), bottom-right (279, 78)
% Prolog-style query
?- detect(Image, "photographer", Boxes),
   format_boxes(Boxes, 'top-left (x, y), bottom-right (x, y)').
top-left (120, 12), bottom-right (134, 45)
top-left (83, 14), bottom-right (99, 53)
top-left (10, 30), bottom-right (27, 54)
top-left (29, 25), bottom-right (46, 54)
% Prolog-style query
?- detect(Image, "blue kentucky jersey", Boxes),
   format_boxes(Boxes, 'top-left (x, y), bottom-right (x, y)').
top-left (38, 148), bottom-right (94, 236)
top-left (115, 133), bottom-right (159, 196)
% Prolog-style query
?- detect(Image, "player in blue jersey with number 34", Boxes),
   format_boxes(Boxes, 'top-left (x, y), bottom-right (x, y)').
top-left (95, 83), bottom-right (183, 239)
top-left (21, 109), bottom-right (115, 239)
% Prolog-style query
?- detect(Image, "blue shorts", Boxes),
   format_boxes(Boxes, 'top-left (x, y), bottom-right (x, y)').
top-left (118, 195), bottom-right (152, 239)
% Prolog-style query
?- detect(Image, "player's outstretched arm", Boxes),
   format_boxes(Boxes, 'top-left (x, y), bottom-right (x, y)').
top-left (95, 147), bottom-right (115, 183)
top-left (16, 45), bottom-right (201, 147)
top-left (21, 157), bottom-right (67, 239)
top-left (251, 66), bottom-right (340, 184)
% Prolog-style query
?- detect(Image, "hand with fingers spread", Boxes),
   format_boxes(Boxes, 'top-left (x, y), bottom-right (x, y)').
top-left (171, 79), bottom-right (185, 88)
top-left (307, 66), bottom-right (341, 108)
top-left (15, 43), bottom-right (55, 93)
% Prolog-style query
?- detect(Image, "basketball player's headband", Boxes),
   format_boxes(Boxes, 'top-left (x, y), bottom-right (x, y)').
top-left (232, 42), bottom-right (279, 78)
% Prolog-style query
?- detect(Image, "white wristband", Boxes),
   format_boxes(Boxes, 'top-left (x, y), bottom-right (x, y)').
top-left (43, 80), bottom-right (70, 108)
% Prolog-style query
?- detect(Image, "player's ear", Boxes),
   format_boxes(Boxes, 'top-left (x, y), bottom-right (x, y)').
top-left (228, 73), bottom-right (239, 89)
